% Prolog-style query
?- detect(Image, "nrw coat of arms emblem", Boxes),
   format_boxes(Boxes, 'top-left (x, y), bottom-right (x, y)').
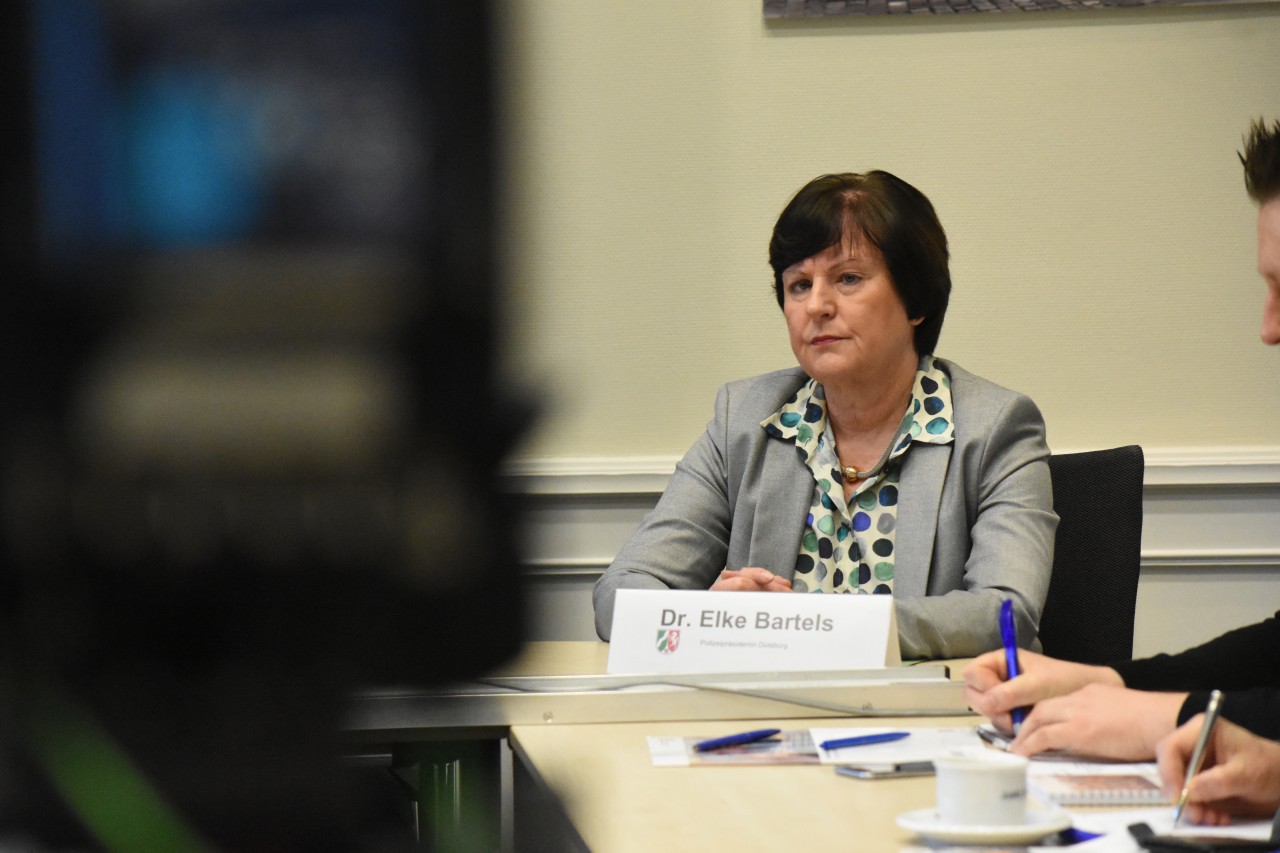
top-left (656, 629), bottom-right (681, 654)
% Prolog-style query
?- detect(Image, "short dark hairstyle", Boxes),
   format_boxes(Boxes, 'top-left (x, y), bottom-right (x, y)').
top-left (768, 171), bottom-right (951, 356)
top-left (1241, 118), bottom-right (1280, 205)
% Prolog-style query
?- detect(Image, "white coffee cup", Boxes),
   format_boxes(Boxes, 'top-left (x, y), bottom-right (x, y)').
top-left (933, 751), bottom-right (1029, 826)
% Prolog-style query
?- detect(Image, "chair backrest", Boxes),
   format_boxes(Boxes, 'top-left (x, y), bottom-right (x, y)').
top-left (1036, 445), bottom-right (1145, 665)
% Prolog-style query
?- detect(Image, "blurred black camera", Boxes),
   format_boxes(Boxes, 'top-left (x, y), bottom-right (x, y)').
top-left (0, 1), bottom-right (525, 848)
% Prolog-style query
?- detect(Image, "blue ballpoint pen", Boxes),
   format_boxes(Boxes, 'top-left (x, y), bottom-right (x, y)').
top-left (999, 598), bottom-right (1030, 733)
top-left (819, 731), bottom-right (910, 751)
top-left (693, 728), bottom-right (781, 752)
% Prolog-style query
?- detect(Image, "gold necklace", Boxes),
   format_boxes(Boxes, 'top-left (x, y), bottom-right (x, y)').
top-left (839, 407), bottom-right (913, 482)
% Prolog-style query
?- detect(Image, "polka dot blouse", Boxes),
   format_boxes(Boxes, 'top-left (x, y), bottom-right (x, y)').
top-left (761, 355), bottom-right (956, 595)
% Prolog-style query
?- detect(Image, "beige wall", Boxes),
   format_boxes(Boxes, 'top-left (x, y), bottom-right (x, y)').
top-left (497, 0), bottom-right (1280, 462)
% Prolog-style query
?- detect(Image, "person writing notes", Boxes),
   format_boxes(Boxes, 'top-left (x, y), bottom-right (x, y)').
top-left (1157, 715), bottom-right (1280, 827)
top-left (965, 118), bottom-right (1280, 777)
top-left (964, 616), bottom-right (1280, 761)
top-left (593, 170), bottom-right (1058, 659)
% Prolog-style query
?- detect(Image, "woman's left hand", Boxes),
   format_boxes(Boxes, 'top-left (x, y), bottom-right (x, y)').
top-left (711, 567), bottom-right (792, 592)
top-left (1008, 684), bottom-right (1187, 760)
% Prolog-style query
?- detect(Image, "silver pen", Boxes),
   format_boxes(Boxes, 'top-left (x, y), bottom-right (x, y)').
top-left (1172, 689), bottom-right (1224, 827)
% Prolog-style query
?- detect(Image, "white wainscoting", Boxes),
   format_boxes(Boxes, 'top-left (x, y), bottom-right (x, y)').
top-left (509, 449), bottom-right (1280, 659)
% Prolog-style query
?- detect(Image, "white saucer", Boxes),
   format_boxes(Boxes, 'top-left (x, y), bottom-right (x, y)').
top-left (896, 806), bottom-right (1073, 845)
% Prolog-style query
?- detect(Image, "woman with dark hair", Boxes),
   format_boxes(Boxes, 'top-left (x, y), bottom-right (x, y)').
top-left (593, 171), bottom-right (1057, 659)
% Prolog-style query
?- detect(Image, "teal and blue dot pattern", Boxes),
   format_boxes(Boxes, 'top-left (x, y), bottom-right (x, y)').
top-left (761, 356), bottom-right (955, 595)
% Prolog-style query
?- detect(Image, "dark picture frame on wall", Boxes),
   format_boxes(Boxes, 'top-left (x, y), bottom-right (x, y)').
top-left (766, 0), bottom-right (1267, 15)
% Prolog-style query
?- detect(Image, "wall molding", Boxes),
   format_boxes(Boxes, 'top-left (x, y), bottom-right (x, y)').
top-left (525, 552), bottom-right (1280, 578)
top-left (505, 456), bottom-right (678, 496)
top-left (510, 448), bottom-right (1280, 577)
top-left (510, 449), bottom-right (1280, 646)
top-left (508, 447), bottom-right (1280, 494)
top-left (1139, 447), bottom-right (1280, 487)
top-left (523, 558), bottom-right (611, 576)
top-left (1141, 550), bottom-right (1280, 571)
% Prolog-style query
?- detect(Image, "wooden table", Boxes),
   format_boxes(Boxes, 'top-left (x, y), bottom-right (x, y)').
top-left (509, 715), bottom-right (979, 852)
top-left (343, 642), bottom-right (976, 851)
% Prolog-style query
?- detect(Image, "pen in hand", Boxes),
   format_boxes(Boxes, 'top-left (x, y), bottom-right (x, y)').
top-left (1173, 690), bottom-right (1224, 827)
top-left (999, 598), bottom-right (1031, 733)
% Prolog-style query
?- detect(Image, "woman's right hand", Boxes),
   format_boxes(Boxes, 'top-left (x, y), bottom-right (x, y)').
top-left (963, 648), bottom-right (1124, 732)
top-left (711, 567), bottom-right (792, 592)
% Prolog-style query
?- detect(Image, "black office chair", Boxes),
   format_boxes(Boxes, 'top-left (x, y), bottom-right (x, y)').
top-left (1036, 445), bottom-right (1145, 666)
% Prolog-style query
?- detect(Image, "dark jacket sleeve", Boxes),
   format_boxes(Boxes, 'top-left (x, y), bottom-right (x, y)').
top-left (1173, 689), bottom-right (1280, 740)
top-left (1113, 611), bottom-right (1280, 739)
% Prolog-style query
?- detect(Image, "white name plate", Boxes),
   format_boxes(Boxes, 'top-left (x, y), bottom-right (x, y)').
top-left (606, 589), bottom-right (902, 675)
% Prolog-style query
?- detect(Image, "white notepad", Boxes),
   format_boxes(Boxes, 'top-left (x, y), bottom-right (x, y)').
top-left (1028, 762), bottom-right (1170, 806)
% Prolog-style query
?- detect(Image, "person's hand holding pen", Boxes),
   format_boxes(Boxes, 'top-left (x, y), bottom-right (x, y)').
top-left (964, 637), bottom-right (1187, 760)
top-left (998, 599), bottom-right (1030, 732)
top-left (964, 648), bottom-right (1126, 734)
top-left (1156, 714), bottom-right (1280, 827)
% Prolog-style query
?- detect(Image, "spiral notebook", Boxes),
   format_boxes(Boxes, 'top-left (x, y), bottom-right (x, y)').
top-left (1028, 763), bottom-right (1171, 806)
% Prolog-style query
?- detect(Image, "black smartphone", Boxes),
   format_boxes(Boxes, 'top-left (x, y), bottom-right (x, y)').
top-left (835, 761), bottom-right (935, 779)
top-left (1128, 821), bottom-right (1279, 852)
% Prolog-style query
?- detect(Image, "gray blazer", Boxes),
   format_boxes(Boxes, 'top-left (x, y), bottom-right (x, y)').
top-left (592, 359), bottom-right (1057, 659)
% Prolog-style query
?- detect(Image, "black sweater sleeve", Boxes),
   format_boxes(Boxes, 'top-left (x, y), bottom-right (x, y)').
top-left (1173, 688), bottom-right (1280, 740)
top-left (1112, 611), bottom-right (1280, 740)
